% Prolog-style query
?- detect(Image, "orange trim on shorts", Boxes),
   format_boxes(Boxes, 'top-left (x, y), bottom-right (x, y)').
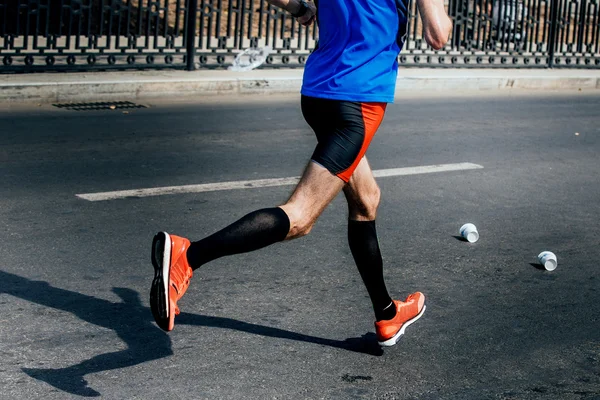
top-left (336, 102), bottom-right (387, 182)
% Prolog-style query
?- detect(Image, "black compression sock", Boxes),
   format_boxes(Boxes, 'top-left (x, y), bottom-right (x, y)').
top-left (379, 301), bottom-right (397, 321)
top-left (186, 207), bottom-right (290, 270)
top-left (348, 220), bottom-right (395, 321)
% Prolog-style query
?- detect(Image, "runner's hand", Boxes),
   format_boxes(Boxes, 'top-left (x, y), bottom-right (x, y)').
top-left (297, 2), bottom-right (316, 26)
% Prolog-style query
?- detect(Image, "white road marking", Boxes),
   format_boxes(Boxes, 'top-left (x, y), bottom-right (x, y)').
top-left (76, 162), bottom-right (483, 202)
top-left (372, 163), bottom-right (483, 178)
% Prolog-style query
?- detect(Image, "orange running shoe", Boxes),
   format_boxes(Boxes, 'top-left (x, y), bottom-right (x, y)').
top-left (150, 232), bottom-right (193, 332)
top-left (374, 292), bottom-right (426, 347)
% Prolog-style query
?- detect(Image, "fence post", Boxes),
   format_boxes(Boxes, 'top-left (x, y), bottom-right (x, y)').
top-left (577, 0), bottom-right (587, 53)
top-left (186, 0), bottom-right (199, 71)
top-left (547, 0), bottom-right (559, 67)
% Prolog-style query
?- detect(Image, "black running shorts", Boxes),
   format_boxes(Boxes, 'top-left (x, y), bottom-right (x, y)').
top-left (301, 95), bottom-right (387, 182)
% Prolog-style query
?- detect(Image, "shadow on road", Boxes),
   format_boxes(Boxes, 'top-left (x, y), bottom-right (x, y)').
top-left (177, 312), bottom-right (383, 356)
top-left (0, 270), bottom-right (173, 397)
top-left (452, 235), bottom-right (468, 242)
top-left (0, 270), bottom-right (381, 397)
top-left (529, 262), bottom-right (546, 271)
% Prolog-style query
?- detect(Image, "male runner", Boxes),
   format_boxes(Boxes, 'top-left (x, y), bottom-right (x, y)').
top-left (150, 0), bottom-right (451, 346)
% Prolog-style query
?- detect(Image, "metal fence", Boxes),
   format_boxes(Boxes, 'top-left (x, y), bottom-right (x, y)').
top-left (0, 0), bottom-right (598, 72)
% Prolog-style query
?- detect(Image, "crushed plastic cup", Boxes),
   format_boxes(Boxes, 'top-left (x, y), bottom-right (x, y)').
top-left (538, 251), bottom-right (557, 271)
top-left (459, 223), bottom-right (479, 243)
top-left (228, 46), bottom-right (272, 72)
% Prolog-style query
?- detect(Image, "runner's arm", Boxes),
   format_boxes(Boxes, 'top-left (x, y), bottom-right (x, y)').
top-left (416, 0), bottom-right (452, 50)
top-left (266, 0), bottom-right (316, 26)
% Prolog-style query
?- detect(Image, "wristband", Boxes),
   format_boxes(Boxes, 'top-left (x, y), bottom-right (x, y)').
top-left (292, 0), bottom-right (309, 18)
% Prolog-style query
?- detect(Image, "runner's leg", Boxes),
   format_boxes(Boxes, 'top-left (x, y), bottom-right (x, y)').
top-left (280, 161), bottom-right (345, 240)
top-left (344, 157), bottom-right (395, 321)
top-left (186, 160), bottom-right (345, 269)
top-left (186, 96), bottom-right (379, 269)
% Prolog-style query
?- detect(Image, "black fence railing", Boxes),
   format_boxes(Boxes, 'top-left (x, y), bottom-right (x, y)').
top-left (0, 0), bottom-right (598, 72)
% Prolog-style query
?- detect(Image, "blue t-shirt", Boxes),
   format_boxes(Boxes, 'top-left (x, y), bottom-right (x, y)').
top-left (301, 0), bottom-right (409, 103)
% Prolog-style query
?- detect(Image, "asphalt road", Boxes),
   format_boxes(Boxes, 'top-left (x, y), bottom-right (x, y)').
top-left (1, 91), bottom-right (599, 399)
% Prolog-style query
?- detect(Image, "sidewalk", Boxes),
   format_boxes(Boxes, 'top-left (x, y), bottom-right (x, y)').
top-left (1, 68), bottom-right (599, 104)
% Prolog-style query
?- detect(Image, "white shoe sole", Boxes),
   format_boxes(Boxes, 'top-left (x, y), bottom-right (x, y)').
top-left (159, 232), bottom-right (172, 317)
top-left (150, 231), bottom-right (172, 331)
top-left (378, 305), bottom-right (426, 347)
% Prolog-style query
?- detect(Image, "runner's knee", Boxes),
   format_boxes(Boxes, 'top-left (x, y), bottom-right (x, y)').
top-left (348, 185), bottom-right (381, 220)
top-left (280, 204), bottom-right (315, 239)
top-left (289, 219), bottom-right (314, 239)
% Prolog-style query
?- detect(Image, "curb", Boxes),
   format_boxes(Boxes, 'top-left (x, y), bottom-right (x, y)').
top-left (1, 69), bottom-right (599, 103)
top-left (0, 77), bottom-right (303, 104)
top-left (397, 76), bottom-right (600, 91)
